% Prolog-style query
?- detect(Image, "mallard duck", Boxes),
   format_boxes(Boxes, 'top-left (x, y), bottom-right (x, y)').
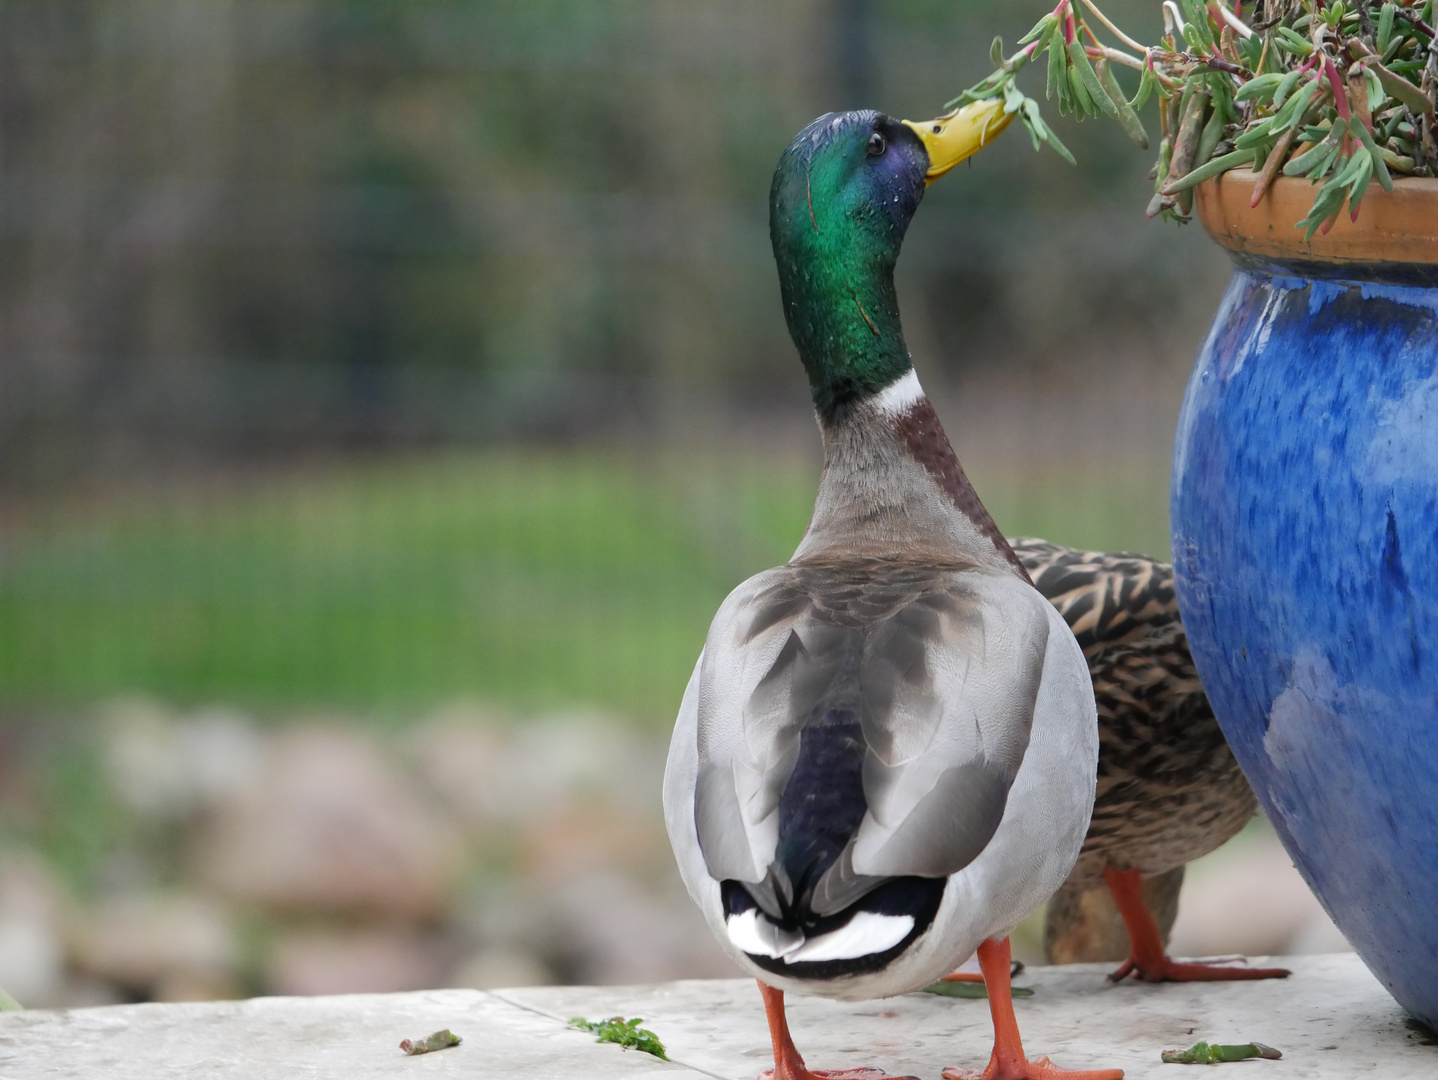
top-left (663, 104), bottom-right (1121, 1080)
top-left (1012, 538), bottom-right (1289, 983)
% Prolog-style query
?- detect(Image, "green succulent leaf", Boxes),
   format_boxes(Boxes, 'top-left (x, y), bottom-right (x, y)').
top-left (1285, 118), bottom-right (1349, 175)
top-left (1236, 72), bottom-right (1286, 103)
top-left (1352, 119), bottom-right (1396, 191)
top-left (569, 1017), bottom-right (668, 1060)
top-left (1019, 12), bottom-right (1058, 46)
top-left (1098, 59), bottom-right (1150, 147)
top-left (1164, 148), bottom-right (1254, 193)
top-left (931, 0), bottom-right (1424, 234)
top-left (1161, 1041), bottom-right (1283, 1065)
top-left (1271, 67), bottom-right (1305, 109)
top-left (1047, 18), bottom-right (1068, 104)
top-left (923, 980), bottom-right (1035, 999)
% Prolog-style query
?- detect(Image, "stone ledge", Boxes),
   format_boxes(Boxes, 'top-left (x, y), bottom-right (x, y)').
top-left (0, 954), bottom-right (1432, 1079)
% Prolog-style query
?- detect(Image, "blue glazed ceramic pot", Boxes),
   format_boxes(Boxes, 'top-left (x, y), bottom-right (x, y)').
top-left (1174, 173), bottom-right (1438, 1027)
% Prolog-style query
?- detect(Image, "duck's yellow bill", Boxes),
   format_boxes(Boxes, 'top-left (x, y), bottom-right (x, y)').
top-left (902, 99), bottom-right (1014, 184)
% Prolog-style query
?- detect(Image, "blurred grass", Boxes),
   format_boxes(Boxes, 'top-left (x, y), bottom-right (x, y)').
top-left (0, 447), bottom-right (1169, 723)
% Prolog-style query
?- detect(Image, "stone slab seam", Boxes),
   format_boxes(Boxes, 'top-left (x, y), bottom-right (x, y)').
top-left (488, 988), bottom-right (732, 1080)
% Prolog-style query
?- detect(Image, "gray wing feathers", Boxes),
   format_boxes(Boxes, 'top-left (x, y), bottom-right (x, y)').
top-left (854, 758), bottom-right (1012, 877)
top-left (693, 568), bottom-right (804, 885)
top-left (692, 559), bottom-right (1052, 895)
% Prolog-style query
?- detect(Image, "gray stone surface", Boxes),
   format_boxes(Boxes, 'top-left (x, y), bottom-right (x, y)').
top-left (0, 954), bottom-right (1434, 1079)
top-left (0, 989), bottom-right (682, 1079)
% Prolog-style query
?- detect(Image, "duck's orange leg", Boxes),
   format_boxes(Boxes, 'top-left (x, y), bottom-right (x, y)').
top-left (756, 981), bottom-right (915, 1080)
top-left (940, 958), bottom-right (1022, 983)
top-left (941, 937), bottom-right (1123, 1080)
top-left (1104, 868), bottom-right (1290, 983)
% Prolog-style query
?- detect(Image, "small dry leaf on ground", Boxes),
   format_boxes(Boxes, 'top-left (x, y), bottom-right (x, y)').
top-left (399, 1029), bottom-right (461, 1055)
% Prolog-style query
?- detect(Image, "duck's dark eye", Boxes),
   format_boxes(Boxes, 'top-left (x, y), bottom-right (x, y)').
top-left (866, 131), bottom-right (886, 157)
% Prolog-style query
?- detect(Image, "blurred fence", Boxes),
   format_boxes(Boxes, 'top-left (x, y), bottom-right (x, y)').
top-left (0, 0), bottom-right (1232, 715)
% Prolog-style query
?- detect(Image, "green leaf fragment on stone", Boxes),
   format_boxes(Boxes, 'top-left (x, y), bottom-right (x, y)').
top-left (1161, 1040), bottom-right (1282, 1064)
top-left (570, 1016), bottom-right (669, 1060)
top-left (922, 981), bottom-right (1035, 999)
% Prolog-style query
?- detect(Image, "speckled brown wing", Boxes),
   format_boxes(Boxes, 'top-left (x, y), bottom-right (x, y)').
top-left (1010, 537), bottom-right (1178, 656)
top-left (1009, 538), bottom-right (1257, 887)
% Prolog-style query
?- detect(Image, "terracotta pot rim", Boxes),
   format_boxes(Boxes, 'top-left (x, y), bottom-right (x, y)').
top-left (1195, 168), bottom-right (1438, 283)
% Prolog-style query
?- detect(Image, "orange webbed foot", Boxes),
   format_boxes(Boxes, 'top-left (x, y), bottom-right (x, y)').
top-left (1102, 867), bottom-right (1289, 985)
top-left (756, 982), bottom-right (919, 1080)
top-left (942, 1057), bottom-right (1124, 1080)
top-left (946, 938), bottom-right (1123, 1080)
top-left (1109, 955), bottom-right (1291, 983)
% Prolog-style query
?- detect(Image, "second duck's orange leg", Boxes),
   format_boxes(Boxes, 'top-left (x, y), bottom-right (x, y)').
top-left (1104, 867), bottom-right (1290, 982)
top-left (942, 937), bottom-right (1124, 1080)
top-left (940, 958), bottom-right (1022, 982)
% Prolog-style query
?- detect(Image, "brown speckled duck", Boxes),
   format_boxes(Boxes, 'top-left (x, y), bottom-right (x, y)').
top-left (1011, 538), bottom-right (1289, 983)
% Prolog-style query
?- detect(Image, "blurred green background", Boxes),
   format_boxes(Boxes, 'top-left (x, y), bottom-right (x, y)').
top-left (0, 0), bottom-right (1228, 722)
top-left (0, 0), bottom-right (1281, 1009)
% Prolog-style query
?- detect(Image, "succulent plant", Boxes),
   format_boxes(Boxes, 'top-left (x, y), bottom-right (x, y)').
top-left (950, 0), bottom-right (1437, 236)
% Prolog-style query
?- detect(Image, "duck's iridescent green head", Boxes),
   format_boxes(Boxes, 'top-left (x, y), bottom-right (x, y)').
top-left (770, 103), bottom-right (1008, 425)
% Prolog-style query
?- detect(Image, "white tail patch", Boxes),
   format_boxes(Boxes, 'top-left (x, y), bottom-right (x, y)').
top-left (726, 909), bottom-right (915, 963)
top-left (871, 369), bottom-right (924, 416)
top-left (726, 909), bottom-right (802, 958)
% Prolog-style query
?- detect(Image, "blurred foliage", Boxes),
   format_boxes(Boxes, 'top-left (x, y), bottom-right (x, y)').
top-left (22, 736), bottom-right (128, 891)
top-left (0, 453), bottom-right (809, 718)
top-left (0, 447), bottom-right (1170, 719)
top-left (0, 0), bottom-right (1227, 486)
top-left (0, 0), bottom-right (1210, 714)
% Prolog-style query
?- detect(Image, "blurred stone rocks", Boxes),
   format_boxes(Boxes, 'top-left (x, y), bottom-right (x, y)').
top-left (102, 699), bottom-right (263, 821)
top-left (7, 698), bottom-right (1348, 1008)
top-left (268, 926), bottom-right (446, 996)
top-left (546, 870), bottom-right (737, 985)
top-left (447, 945), bottom-right (551, 990)
top-left (0, 857), bottom-right (69, 1007)
top-left (69, 893), bottom-right (238, 1001)
top-left (13, 700), bottom-right (734, 1003)
top-left (411, 707), bottom-right (664, 827)
top-left (194, 726), bottom-right (460, 921)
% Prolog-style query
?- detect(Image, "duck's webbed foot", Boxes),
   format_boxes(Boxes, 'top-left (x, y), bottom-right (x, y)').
top-left (942, 938), bottom-right (1123, 1080)
top-left (756, 982), bottom-right (919, 1080)
top-left (761, 1070), bottom-right (910, 1080)
top-left (942, 1057), bottom-right (1124, 1080)
top-left (1103, 867), bottom-right (1290, 984)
